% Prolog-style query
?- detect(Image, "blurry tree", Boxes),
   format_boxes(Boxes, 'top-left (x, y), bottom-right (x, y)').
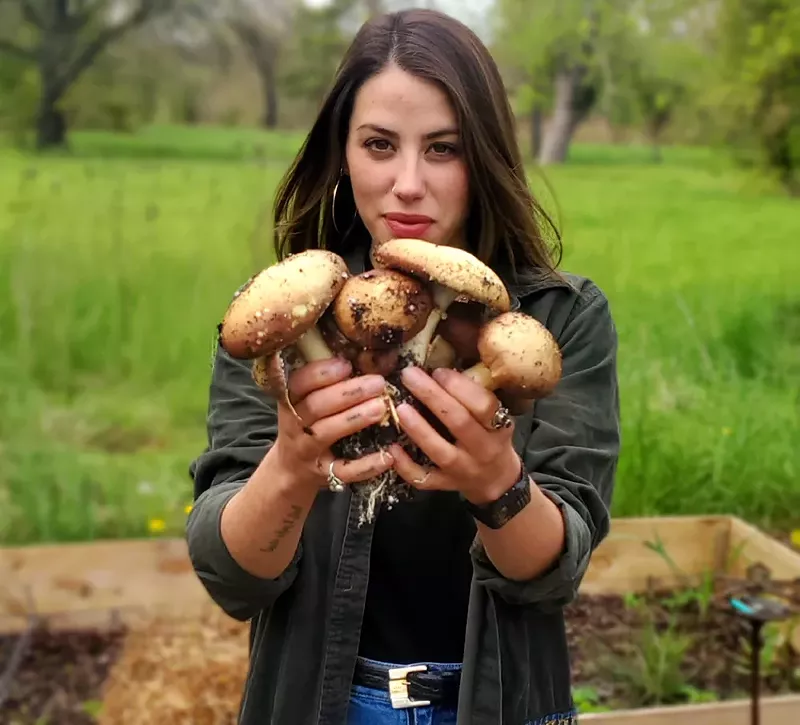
top-left (494, 0), bottom-right (625, 164)
top-left (711, 0), bottom-right (800, 193)
top-left (494, 0), bottom-right (712, 163)
top-left (279, 0), bottom-right (360, 108)
top-left (602, 0), bottom-right (704, 160)
top-left (207, 0), bottom-right (296, 129)
top-left (0, 0), bottom-right (179, 148)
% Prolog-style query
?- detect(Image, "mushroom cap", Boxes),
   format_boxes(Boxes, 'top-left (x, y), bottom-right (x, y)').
top-left (332, 268), bottom-right (434, 349)
top-left (372, 238), bottom-right (511, 312)
top-left (219, 249), bottom-right (349, 359)
top-left (478, 311), bottom-right (562, 397)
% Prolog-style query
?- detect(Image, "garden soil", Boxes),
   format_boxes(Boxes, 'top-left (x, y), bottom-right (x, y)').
top-left (1, 579), bottom-right (798, 724)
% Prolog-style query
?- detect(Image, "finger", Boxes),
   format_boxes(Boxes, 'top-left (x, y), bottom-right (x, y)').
top-left (295, 374), bottom-right (387, 426)
top-left (400, 366), bottom-right (491, 450)
top-left (288, 357), bottom-right (353, 403)
top-left (311, 396), bottom-right (390, 448)
top-left (395, 401), bottom-right (461, 470)
top-left (389, 444), bottom-right (451, 491)
top-left (431, 367), bottom-right (515, 433)
top-left (497, 389), bottom-right (535, 416)
top-left (320, 449), bottom-right (396, 486)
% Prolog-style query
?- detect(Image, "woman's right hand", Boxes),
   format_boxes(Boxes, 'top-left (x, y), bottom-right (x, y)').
top-left (271, 356), bottom-right (395, 491)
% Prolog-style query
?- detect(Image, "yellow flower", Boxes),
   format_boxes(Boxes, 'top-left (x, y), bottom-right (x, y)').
top-left (184, 504), bottom-right (193, 515)
top-left (791, 530), bottom-right (800, 549)
top-left (148, 518), bottom-right (166, 534)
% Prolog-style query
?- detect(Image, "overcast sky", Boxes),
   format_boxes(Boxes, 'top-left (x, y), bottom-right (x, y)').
top-left (303, 0), bottom-right (495, 40)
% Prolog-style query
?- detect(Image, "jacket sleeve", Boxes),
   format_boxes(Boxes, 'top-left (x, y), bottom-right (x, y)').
top-left (185, 341), bottom-right (301, 621)
top-left (471, 281), bottom-right (620, 608)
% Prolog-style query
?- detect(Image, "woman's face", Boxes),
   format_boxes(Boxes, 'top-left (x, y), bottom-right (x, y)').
top-left (345, 64), bottom-right (469, 252)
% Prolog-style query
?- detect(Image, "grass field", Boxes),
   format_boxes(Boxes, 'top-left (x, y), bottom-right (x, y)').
top-left (0, 125), bottom-right (798, 545)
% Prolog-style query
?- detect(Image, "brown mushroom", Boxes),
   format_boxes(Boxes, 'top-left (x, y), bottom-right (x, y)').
top-left (434, 299), bottom-right (484, 366)
top-left (332, 268), bottom-right (434, 350)
top-left (461, 311), bottom-right (562, 398)
top-left (219, 249), bottom-right (349, 364)
top-left (372, 238), bottom-right (510, 366)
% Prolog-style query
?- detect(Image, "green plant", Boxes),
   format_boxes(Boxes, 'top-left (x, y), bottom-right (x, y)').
top-left (572, 685), bottom-right (612, 713)
top-left (642, 533), bottom-right (736, 621)
top-left (604, 611), bottom-right (695, 707)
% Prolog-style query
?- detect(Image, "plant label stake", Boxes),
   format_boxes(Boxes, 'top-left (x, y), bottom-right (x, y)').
top-left (728, 595), bottom-right (792, 725)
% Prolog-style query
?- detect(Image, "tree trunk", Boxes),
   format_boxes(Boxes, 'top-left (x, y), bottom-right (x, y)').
top-left (530, 105), bottom-right (542, 159)
top-left (260, 60), bottom-right (278, 129)
top-left (35, 96), bottom-right (67, 149)
top-left (538, 66), bottom-right (589, 165)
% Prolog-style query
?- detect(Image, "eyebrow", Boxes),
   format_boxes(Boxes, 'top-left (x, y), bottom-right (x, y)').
top-left (357, 124), bottom-right (459, 139)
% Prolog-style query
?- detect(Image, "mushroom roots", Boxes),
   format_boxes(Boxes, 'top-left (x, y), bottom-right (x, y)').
top-left (462, 311), bottom-right (562, 398)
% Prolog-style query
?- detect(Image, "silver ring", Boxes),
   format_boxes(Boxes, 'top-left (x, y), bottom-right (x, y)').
top-left (327, 460), bottom-right (345, 493)
top-left (490, 405), bottom-right (513, 430)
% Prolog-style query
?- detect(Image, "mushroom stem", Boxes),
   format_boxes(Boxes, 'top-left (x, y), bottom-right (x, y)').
top-left (294, 326), bottom-right (335, 362)
top-left (426, 335), bottom-right (456, 370)
top-left (461, 361), bottom-right (495, 388)
top-left (399, 284), bottom-right (460, 366)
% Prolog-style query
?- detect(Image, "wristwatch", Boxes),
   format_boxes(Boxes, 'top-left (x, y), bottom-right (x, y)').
top-left (461, 460), bottom-right (532, 529)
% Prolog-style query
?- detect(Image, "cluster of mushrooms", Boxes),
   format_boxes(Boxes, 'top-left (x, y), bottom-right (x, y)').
top-left (218, 238), bottom-right (563, 524)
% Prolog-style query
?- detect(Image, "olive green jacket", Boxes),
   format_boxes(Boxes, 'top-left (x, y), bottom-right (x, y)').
top-left (186, 246), bottom-right (621, 725)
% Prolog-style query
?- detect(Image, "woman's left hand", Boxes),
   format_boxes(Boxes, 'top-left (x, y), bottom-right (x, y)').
top-left (389, 365), bottom-right (523, 505)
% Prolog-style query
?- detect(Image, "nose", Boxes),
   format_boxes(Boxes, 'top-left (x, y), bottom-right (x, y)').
top-left (392, 157), bottom-right (425, 202)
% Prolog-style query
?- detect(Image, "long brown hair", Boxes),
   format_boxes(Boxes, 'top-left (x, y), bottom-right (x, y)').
top-left (272, 8), bottom-right (562, 283)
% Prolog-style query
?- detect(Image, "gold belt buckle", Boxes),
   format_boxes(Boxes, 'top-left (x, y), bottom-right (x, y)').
top-left (388, 665), bottom-right (431, 709)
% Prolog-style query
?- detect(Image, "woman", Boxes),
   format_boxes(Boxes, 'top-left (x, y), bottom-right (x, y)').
top-left (187, 8), bottom-right (619, 725)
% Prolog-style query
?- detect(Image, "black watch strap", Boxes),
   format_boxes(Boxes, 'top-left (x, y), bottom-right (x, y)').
top-left (461, 461), bottom-right (532, 529)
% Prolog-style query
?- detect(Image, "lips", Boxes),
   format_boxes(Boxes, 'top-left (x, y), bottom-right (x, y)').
top-left (384, 213), bottom-right (434, 238)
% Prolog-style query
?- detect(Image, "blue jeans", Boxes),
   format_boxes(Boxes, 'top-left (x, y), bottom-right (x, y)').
top-left (346, 657), bottom-right (461, 725)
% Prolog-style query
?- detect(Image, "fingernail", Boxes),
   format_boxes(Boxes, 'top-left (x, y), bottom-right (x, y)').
top-left (367, 398), bottom-right (388, 417)
top-left (432, 368), bottom-right (452, 383)
top-left (401, 366), bottom-right (424, 384)
top-left (364, 376), bottom-right (387, 396)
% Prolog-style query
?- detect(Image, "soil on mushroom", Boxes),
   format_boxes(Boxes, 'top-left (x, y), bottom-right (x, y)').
top-left (1, 580), bottom-right (798, 722)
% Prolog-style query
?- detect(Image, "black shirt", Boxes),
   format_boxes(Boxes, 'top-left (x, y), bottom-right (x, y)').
top-left (357, 490), bottom-right (477, 664)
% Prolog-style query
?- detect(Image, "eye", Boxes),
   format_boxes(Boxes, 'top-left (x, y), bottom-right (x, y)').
top-left (429, 142), bottom-right (458, 157)
top-left (365, 138), bottom-right (393, 153)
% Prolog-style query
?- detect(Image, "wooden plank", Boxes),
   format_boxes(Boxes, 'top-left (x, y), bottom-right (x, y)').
top-left (727, 516), bottom-right (800, 581)
top-left (580, 515), bottom-right (732, 595)
top-left (0, 537), bottom-right (209, 634)
top-left (581, 694), bottom-right (800, 725)
top-left (727, 516), bottom-right (800, 653)
top-left (2, 515), bottom-right (797, 632)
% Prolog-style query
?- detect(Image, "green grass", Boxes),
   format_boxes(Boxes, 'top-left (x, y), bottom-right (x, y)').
top-left (1, 124), bottom-right (798, 545)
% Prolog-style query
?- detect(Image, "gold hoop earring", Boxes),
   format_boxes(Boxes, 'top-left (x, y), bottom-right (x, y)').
top-left (331, 175), bottom-right (356, 235)
top-left (331, 178), bottom-right (342, 234)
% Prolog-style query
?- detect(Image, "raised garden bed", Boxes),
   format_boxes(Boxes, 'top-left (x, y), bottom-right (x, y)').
top-left (1, 516), bottom-right (799, 724)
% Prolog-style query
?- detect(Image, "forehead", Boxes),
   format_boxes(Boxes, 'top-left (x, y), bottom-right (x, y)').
top-left (350, 64), bottom-right (458, 131)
